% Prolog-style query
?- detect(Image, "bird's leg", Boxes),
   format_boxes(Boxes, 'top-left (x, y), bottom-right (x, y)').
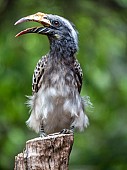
top-left (39, 121), bottom-right (47, 137)
top-left (60, 125), bottom-right (75, 134)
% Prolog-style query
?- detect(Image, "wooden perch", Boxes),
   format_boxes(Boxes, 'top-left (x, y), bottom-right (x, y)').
top-left (14, 133), bottom-right (74, 170)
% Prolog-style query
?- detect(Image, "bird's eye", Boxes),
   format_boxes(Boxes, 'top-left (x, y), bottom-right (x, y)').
top-left (52, 20), bottom-right (60, 27)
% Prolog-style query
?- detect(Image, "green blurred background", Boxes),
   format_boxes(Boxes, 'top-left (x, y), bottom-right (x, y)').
top-left (0, 0), bottom-right (127, 169)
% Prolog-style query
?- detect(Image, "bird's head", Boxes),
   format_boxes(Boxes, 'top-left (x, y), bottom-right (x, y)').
top-left (15, 12), bottom-right (78, 56)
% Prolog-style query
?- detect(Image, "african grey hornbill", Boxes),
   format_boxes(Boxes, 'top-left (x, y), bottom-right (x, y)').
top-left (15, 12), bottom-right (89, 136)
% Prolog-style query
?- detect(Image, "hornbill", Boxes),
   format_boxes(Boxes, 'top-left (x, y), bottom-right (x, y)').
top-left (15, 12), bottom-right (89, 136)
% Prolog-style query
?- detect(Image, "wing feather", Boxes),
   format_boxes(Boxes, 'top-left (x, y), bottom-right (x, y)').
top-left (32, 55), bottom-right (48, 94)
top-left (74, 58), bottom-right (83, 93)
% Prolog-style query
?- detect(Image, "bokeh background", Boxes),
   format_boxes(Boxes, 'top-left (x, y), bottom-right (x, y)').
top-left (0, 0), bottom-right (127, 169)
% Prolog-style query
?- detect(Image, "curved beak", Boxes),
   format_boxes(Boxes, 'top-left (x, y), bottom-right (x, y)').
top-left (14, 12), bottom-right (51, 37)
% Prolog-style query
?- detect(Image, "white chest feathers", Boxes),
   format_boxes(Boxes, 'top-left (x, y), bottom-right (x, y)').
top-left (26, 74), bottom-right (89, 134)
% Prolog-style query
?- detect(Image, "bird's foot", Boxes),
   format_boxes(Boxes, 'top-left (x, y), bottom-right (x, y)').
top-left (60, 129), bottom-right (73, 134)
top-left (40, 131), bottom-right (47, 138)
top-left (60, 126), bottom-right (74, 134)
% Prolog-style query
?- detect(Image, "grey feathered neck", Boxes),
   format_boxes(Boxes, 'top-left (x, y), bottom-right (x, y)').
top-left (49, 36), bottom-right (78, 60)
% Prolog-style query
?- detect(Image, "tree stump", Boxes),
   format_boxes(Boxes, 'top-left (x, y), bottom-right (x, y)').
top-left (14, 133), bottom-right (74, 170)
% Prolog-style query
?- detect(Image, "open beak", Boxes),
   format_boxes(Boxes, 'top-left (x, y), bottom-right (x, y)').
top-left (14, 12), bottom-right (51, 37)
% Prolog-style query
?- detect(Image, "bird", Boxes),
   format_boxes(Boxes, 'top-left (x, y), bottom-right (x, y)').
top-left (15, 12), bottom-right (89, 136)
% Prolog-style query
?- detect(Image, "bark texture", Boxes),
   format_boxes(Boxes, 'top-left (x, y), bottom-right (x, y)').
top-left (14, 133), bottom-right (74, 170)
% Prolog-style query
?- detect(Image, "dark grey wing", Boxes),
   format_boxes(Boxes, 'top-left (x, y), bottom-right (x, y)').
top-left (74, 58), bottom-right (83, 93)
top-left (32, 55), bottom-right (48, 94)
